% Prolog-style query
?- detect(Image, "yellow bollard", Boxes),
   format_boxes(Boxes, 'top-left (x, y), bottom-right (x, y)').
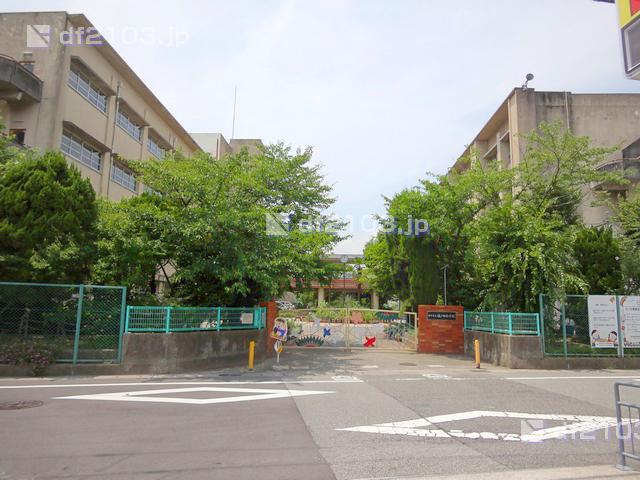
top-left (474, 339), bottom-right (480, 369)
top-left (248, 340), bottom-right (255, 370)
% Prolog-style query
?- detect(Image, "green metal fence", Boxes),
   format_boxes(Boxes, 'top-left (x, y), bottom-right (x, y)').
top-left (464, 311), bottom-right (540, 335)
top-left (0, 282), bottom-right (126, 364)
top-left (540, 294), bottom-right (640, 358)
top-left (125, 306), bottom-right (266, 333)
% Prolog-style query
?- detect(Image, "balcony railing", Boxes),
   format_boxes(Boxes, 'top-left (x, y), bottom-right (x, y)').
top-left (593, 158), bottom-right (640, 191)
top-left (0, 54), bottom-right (43, 102)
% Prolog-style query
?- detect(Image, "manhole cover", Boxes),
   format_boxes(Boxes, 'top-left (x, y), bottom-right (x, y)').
top-left (0, 400), bottom-right (43, 410)
top-left (400, 362), bottom-right (417, 366)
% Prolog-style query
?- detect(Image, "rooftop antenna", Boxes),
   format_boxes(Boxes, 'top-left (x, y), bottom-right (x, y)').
top-left (231, 85), bottom-right (237, 139)
top-left (522, 73), bottom-right (534, 91)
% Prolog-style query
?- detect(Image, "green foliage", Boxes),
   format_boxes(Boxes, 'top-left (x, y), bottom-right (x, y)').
top-left (573, 226), bottom-right (623, 294)
top-left (471, 200), bottom-right (586, 311)
top-left (93, 194), bottom-right (171, 298)
top-left (360, 234), bottom-right (396, 302)
top-left (362, 121), bottom-right (620, 312)
top-left (96, 144), bottom-right (342, 306)
top-left (616, 189), bottom-right (640, 294)
top-left (0, 151), bottom-right (97, 282)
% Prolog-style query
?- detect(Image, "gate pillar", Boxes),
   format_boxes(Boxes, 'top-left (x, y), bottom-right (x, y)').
top-left (260, 300), bottom-right (278, 355)
top-left (417, 305), bottom-right (464, 354)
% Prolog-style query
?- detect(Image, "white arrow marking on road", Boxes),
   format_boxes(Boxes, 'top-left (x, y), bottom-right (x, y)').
top-left (54, 386), bottom-right (333, 405)
top-left (337, 410), bottom-right (632, 442)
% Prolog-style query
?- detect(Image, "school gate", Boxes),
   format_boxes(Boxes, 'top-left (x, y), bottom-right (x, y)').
top-left (276, 308), bottom-right (418, 351)
top-left (272, 304), bottom-right (464, 354)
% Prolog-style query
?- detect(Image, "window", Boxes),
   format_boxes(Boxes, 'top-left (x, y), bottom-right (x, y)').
top-left (68, 69), bottom-right (108, 113)
top-left (60, 132), bottom-right (102, 171)
top-left (9, 129), bottom-right (25, 146)
top-left (143, 185), bottom-right (158, 195)
top-left (111, 163), bottom-right (137, 191)
top-left (147, 136), bottom-right (166, 159)
top-left (116, 110), bottom-right (142, 141)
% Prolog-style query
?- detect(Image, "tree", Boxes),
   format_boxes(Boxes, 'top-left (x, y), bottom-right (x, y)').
top-left (0, 151), bottom-right (97, 282)
top-left (573, 226), bottom-right (623, 294)
top-left (93, 194), bottom-right (172, 297)
top-left (616, 188), bottom-right (640, 294)
top-left (362, 121), bottom-right (621, 312)
top-left (515, 121), bottom-right (619, 225)
top-left (360, 233), bottom-right (396, 304)
top-left (470, 200), bottom-right (585, 312)
top-left (95, 144), bottom-right (343, 306)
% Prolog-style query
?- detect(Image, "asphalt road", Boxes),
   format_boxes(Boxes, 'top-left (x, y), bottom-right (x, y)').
top-left (3, 349), bottom-right (640, 479)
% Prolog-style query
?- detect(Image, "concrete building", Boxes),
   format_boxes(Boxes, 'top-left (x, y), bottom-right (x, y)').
top-left (0, 11), bottom-right (202, 201)
top-left (190, 133), bottom-right (264, 160)
top-left (453, 88), bottom-right (640, 226)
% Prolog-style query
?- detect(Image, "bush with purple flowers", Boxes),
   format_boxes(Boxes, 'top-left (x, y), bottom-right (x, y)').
top-left (0, 338), bottom-right (61, 376)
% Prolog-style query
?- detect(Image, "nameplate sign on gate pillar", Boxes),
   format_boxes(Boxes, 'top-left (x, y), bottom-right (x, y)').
top-left (427, 311), bottom-right (457, 321)
top-left (418, 305), bottom-right (464, 354)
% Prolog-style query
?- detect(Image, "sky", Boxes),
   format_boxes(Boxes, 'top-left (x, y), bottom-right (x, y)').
top-left (4, 0), bottom-right (639, 252)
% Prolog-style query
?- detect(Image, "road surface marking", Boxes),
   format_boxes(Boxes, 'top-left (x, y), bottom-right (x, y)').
top-left (422, 373), bottom-right (453, 380)
top-left (55, 386), bottom-right (334, 405)
top-left (504, 375), bottom-right (640, 381)
top-left (0, 379), bottom-right (362, 389)
top-left (337, 410), bottom-right (631, 442)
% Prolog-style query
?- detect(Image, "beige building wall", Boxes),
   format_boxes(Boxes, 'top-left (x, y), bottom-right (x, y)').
top-left (190, 132), bottom-right (263, 159)
top-left (0, 11), bottom-right (199, 201)
top-left (454, 88), bottom-right (640, 227)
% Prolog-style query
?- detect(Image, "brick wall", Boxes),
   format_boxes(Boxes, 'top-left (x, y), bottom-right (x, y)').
top-left (417, 305), bottom-right (464, 354)
top-left (260, 300), bottom-right (278, 355)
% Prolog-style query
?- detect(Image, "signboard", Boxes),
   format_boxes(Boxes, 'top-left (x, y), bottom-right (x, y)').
top-left (620, 296), bottom-right (640, 347)
top-left (271, 318), bottom-right (288, 341)
top-left (587, 295), bottom-right (619, 348)
top-left (427, 311), bottom-right (457, 321)
top-left (618, 0), bottom-right (640, 79)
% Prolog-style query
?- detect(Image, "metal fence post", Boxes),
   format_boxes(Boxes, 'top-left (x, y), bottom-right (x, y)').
top-left (561, 302), bottom-right (568, 359)
top-left (124, 305), bottom-right (131, 333)
top-left (616, 295), bottom-right (624, 359)
top-left (117, 287), bottom-right (127, 363)
top-left (217, 307), bottom-right (221, 332)
top-left (491, 312), bottom-right (495, 334)
top-left (508, 313), bottom-right (513, 335)
top-left (72, 284), bottom-right (84, 365)
top-left (165, 306), bottom-right (172, 333)
top-left (539, 294), bottom-right (545, 353)
top-left (615, 383), bottom-right (627, 469)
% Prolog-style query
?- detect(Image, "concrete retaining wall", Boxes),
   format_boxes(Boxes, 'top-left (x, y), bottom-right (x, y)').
top-left (464, 330), bottom-right (640, 369)
top-left (0, 329), bottom-right (268, 376)
top-left (464, 330), bottom-right (544, 368)
top-left (121, 329), bottom-right (268, 374)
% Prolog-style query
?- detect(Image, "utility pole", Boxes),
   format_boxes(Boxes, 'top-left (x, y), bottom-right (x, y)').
top-left (441, 265), bottom-right (449, 305)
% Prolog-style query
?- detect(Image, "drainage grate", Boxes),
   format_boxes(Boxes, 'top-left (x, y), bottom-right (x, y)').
top-left (400, 362), bottom-right (417, 366)
top-left (0, 400), bottom-right (43, 410)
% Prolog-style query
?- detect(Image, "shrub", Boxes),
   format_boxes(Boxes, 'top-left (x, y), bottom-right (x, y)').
top-left (0, 338), bottom-right (61, 376)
